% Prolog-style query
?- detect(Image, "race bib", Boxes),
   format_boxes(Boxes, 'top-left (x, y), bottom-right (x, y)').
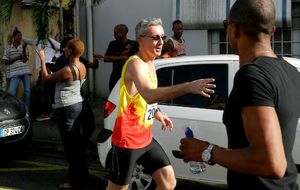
top-left (144, 103), bottom-right (158, 122)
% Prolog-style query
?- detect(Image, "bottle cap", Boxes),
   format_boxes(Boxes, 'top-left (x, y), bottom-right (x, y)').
top-left (185, 127), bottom-right (194, 138)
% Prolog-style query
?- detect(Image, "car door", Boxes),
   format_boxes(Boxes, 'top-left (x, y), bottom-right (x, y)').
top-left (152, 60), bottom-right (238, 185)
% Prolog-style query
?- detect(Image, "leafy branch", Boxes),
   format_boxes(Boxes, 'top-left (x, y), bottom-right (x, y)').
top-left (0, 0), bottom-right (15, 24)
top-left (0, 0), bottom-right (106, 41)
top-left (32, 0), bottom-right (52, 42)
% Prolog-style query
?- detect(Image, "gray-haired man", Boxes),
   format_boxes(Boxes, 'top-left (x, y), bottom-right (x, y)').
top-left (106, 18), bottom-right (215, 190)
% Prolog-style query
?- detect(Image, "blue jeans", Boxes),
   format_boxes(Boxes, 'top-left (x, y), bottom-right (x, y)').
top-left (54, 102), bottom-right (89, 184)
top-left (8, 74), bottom-right (31, 108)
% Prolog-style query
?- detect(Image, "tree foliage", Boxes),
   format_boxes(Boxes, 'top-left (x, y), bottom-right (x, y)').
top-left (0, 0), bottom-right (15, 24)
top-left (0, 0), bottom-right (105, 41)
top-left (32, 0), bottom-right (53, 42)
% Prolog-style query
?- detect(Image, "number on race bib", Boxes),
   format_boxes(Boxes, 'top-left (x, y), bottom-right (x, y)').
top-left (144, 103), bottom-right (158, 122)
top-left (147, 107), bottom-right (157, 120)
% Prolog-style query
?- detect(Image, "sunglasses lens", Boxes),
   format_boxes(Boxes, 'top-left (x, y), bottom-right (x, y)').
top-left (153, 36), bottom-right (160, 40)
top-left (223, 20), bottom-right (228, 29)
top-left (142, 35), bottom-right (166, 41)
top-left (152, 35), bottom-right (166, 41)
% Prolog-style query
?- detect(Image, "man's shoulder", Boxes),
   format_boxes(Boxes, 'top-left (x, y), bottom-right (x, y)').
top-left (108, 40), bottom-right (118, 45)
top-left (166, 38), bottom-right (175, 46)
top-left (127, 55), bottom-right (145, 68)
top-left (126, 40), bottom-right (138, 47)
top-left (126, 40), bottom-right (139, 54)
top-left (238, 57), bottom-right (280, 78)
top-left (127, 55), bottom-right (140, 63)
top-left (167, 37), bottom-right (174, 42)
top-left (4, 44), bottom-right (14, 50)
top-left (128, 39), bottom-right (137, 43)
top-left (111, 39), bottom-right (119, 43)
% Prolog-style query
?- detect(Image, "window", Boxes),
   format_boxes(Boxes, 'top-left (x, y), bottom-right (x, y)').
top-left (218, 30), bottom-right (232, 54)
top-left (157, 64), bottom-right (228, 110)
top-left (213, 28), bottom-right (293, 57)
top-left (272, 28), bottom-right (292, 57)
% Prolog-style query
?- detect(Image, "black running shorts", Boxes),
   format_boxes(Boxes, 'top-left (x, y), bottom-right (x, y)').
top-left (109, 138), bottom-right (171, 185)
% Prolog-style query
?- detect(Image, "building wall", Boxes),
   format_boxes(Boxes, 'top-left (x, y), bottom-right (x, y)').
top-left (78, 0), bottom-right (210, 98)
top-left (78, 0), bottom-right (300, 98)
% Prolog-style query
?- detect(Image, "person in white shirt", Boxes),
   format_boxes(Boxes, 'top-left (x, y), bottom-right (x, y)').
top-left (2, 27), bottom-right (31, 108)
top-left (23, 37), bottom-right (60, 121)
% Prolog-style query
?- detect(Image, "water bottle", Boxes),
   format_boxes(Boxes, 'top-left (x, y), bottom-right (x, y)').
top-left (185, 127), bottom-right (206, 174)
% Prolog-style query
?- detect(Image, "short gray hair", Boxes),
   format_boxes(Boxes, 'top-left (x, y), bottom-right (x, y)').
top-left (135, 18), bottom-right (163, 37)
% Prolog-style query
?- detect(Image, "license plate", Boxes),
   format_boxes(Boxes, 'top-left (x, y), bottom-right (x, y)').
top-left (0, 126), bottom-right (24, 137)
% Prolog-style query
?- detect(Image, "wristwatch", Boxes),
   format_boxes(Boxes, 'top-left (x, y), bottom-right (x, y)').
top-left (201, 144), bottom-right (216, 166)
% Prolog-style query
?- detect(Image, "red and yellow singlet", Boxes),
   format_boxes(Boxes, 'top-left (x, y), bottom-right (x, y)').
top-left (112, 55), bottom-right (158, 149)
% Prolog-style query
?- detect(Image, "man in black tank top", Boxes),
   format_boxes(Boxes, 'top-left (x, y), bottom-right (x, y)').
top-left (93, 24), bottom-right (139, 91)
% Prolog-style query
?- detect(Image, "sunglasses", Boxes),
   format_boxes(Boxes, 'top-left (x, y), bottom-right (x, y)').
top-left (223, 20), bottom-right (229, 30)
top-left (141, 35), bottom-right (167, 41)
top-left (223, 19), bottom-right (239, 30)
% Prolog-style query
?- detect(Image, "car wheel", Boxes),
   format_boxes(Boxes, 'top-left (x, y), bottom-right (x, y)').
top-left (105, 150), bottom-right (156, 190)
top-left (129, 164), bottom-right (155, 190)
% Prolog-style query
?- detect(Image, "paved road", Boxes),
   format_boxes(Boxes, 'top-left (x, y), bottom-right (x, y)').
top-left (32, 98), bottom-right (105, 147)
top-left (0, 143), bottom-right (227, 190)
top-left (0, 144), bottom-right (107, 190)
top-left (13, 98), bottom-right (228, 190)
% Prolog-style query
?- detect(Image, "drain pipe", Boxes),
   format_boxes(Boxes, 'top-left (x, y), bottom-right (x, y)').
top-left (59, 0), bottom-right (64, 41)
top-left (85, 0), bottom-right (95, 98)
top-left (75, 0), bottom-right (80, 38)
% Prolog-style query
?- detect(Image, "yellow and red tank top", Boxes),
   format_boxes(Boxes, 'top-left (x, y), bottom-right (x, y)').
top-left (112, 55), bottom-right (158, 149)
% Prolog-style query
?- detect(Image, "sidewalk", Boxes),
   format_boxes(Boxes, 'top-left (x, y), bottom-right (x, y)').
top-left (31, 98), bottom-right (105, 155)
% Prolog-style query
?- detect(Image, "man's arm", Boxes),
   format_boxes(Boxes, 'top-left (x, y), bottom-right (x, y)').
top-left (2, 47), bottom-right (22, 65)
top-left (80, 57), bottom-right (99, 69)
top-left (180, 106), bottom-right (287, 178)
top-left (166, 39), bottom-right (174, 51)
top-left (93, 53), bottom-right (126, 62)
top-left (2, 56), bottom-right (22, 65)
top-left (104, 55), bottom-right (127, 62)
top-left (126, 58), bottom-right (215, 104)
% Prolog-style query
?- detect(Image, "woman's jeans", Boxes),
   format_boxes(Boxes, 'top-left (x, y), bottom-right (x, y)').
top-left (8, 74), bottom-right (31, 108)
top-left (54, 102), bottom-right (89, 184)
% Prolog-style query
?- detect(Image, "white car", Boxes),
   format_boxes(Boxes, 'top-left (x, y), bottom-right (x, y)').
top-left (97, 55), bottom-right (300, 189)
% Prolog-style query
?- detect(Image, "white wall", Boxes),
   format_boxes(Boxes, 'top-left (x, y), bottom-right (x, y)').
top-left (185, 30), bottom-right (208, 55)
top-left (80, 0), bottom-right (209, 97)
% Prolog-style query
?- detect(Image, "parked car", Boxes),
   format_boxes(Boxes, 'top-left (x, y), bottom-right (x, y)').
top-left (0, 90), bottom-right (31, 150)
top-left (97, 55), bottom-right (300, 189)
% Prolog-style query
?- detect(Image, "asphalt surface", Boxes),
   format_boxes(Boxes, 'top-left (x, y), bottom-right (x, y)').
top-left (31, 98), bottom-right (105, 157)
top-left (8, 98), bottom-right (229, 190)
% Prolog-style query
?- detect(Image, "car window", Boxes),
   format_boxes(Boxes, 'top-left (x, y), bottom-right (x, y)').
top-left (157, 64), bottom-right (228, 110)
